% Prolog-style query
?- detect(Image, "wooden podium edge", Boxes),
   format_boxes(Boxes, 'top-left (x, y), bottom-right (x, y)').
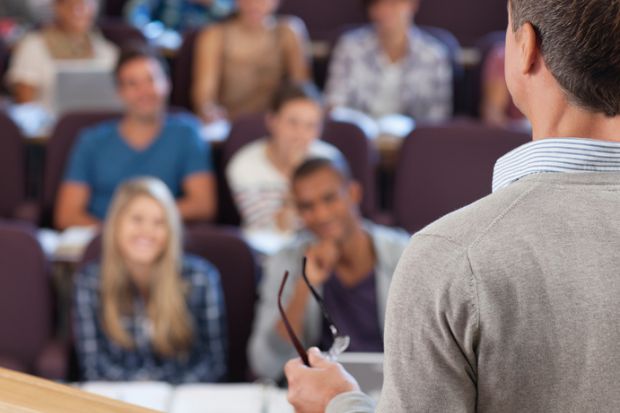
top-left (0, 367), bottom-right (162, 413)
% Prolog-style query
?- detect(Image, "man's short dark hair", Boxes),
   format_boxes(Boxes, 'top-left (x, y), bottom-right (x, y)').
top-left (270, 81), bottom-right (323, 113)
top-left (292, 157), bottom-right (353, 186)
top-left (113, 43), bottom-right (167, 83)
top-left (510, 0), bottom-right (620, 116)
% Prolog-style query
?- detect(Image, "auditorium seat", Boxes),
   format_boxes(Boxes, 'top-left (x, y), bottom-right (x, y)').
top-left (0, 112), bottom-right (37, 222)
top-left (42, 111), bottom-right (122, 228)
top-left (170, 29), bottom-right (201, 111)
top-left (99, 18), bottom-right (148, 48)
top-left (277, 0), bottom-right (367, 42)
top-left (80, 225), bottom-right (259, 382)
top-left (0, 221), bottom-right (67, 380)
top-left (391, 119), bottom-right (530, 233)
top-left (416, 0), bottom-right (507, 46)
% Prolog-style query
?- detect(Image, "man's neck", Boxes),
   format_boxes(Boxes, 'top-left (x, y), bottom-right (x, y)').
top-left (377, 26), bottom-right (410, 63)
top-left (120, 112), bottom-right (164, 149)
top-left (526, 80), bottom-right (620, 142)
top-left (334, 222), bottom-right (376, 287)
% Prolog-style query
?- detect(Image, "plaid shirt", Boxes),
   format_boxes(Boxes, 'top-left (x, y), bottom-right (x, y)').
top-left (74, 255), bottom-right (227, 384)
top-left (325, 26), bottom-right (453, 122)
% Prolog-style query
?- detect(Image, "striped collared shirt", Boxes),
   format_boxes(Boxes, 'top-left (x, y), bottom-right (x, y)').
top-left (493, 138), bottom-right (620, 192)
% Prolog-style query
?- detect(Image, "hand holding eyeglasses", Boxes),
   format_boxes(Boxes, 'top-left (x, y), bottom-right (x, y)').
top-left (285, 347), bottom-right (360, 413)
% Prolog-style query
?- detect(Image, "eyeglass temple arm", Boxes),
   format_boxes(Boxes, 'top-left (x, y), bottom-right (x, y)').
top-left (301, 256), bottom-right (341, 335)
top-left (278, 270), bottom-right (310, 367)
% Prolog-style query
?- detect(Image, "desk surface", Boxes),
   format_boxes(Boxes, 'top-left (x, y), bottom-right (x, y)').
top-left (81, 381), bottom-right (294, 413)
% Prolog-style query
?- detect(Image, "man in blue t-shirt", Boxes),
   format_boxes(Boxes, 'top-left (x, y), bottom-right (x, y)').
top-left (55, 46), bottom-right (217, 229)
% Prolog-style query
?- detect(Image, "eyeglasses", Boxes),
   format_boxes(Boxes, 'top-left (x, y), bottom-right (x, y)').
top-left (277, 256), bottom-right (350, 366)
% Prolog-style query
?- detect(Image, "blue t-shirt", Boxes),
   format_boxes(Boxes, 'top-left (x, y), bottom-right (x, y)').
top-left (64, 114), bottom-right (212, 220)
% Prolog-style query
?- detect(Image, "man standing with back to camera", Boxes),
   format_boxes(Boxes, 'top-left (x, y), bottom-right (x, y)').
top-left (284, 0), bottom-right (620, 411)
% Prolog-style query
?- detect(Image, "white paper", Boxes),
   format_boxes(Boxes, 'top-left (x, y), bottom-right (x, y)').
top-left (81, 381), bottom-right (173, 412)
top-left (169, 384), bottom-right (293, 413)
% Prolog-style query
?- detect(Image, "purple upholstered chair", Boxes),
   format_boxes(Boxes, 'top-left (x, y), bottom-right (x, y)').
top-left (80, 225), bottom-right (258, 382)
top-left (416, 0), bottom-right (507, 46)
top-left (218, 113), bottom-right (378, 225)
top-left (0, 221), bottom-right (66, 379)
top-left (0, 111), bottom-right (38, 222)
top-left (42, 111), bottom-right (122, 227)
top-left (170, 29), bottom-right (201, 111)
top-left (99, 17), bottom-right (148, 48)
top-left (392, 119), bottom-right (530, 233)
top-left (277, 0), bottom-right (367, 42)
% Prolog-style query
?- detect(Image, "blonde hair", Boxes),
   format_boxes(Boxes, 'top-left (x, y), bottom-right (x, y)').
top-left (101, 177), bottom-right (193, 357)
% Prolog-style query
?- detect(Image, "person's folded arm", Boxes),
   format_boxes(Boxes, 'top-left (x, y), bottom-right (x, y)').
top-left (192, 25), bottom-right (226, 121)
top-left (54, 182), bottom-right (100, 230)
top-left (177, 172), bottom-right (217, 222)
top-left (282, 16), bottom-right (311, 82)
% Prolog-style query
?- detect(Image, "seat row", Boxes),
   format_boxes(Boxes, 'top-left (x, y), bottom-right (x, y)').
top-left (1, 110), bottom-right (530, 234)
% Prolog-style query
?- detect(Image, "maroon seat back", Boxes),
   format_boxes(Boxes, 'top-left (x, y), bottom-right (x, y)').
top-left (42, 111), bottom-right (122, 227)
top-left (218, 114), bottom-right (378, 224)
top-left (0, 112), bottom-right (26, 219)
top-left (171, 29), bottom-right (201, 111)
top-left (393, 119), bottom-right (530, 233)
top-left (99, 18), bottom-right (148, 48)
top-left (80, 225), bottom-right (258, 382)
top-left (277, 0), bottom-right (367, 42)
top-left (416, 0), bottom-right (507, 46)
top-left (0, 222), bottom-right (52, 373)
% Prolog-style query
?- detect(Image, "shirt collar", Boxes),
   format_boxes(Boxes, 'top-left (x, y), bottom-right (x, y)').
top-left (492, 137), bottom-right (620, 192)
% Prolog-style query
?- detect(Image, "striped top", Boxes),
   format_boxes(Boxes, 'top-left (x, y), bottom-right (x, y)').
top-left (493, 138), bottom-right (620, 192)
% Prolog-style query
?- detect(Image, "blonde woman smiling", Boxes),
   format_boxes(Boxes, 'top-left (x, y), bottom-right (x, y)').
top-left (74, 177), bottom-right (227, 383)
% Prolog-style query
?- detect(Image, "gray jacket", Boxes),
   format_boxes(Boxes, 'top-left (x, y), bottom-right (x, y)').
top-left (248, 221), bottom-right (410, 380)
top-left (328, 171), bottom-right (620, 412)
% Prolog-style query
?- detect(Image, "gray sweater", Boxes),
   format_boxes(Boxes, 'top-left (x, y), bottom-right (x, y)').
top-left (328, 171), bottom-right (620, 412)
top-left (249, 221), bottom-right (410, 380)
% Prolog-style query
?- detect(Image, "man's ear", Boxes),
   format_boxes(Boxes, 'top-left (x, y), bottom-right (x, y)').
top-left (517, 22), bottom-right (539, 75)
top-left (347, 181), bottom-right (363, 205)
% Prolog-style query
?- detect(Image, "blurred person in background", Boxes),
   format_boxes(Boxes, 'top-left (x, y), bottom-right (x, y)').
top-left (481, 43), bottom-right (528, 129)
top-left (192, 0), bottom-right (310, 123)
top-left (55, 45), bottom-right (217, 229)
top-left (325, 0), bottom-right (452, 123)
top-left (226, 82), bottom-right (342, 240)
top-left (5, 0), bottom-right (118, 112)
top-left (248, 157), bottom-right (409, 381)
top-left (74, 177), bottom-right (227, 383)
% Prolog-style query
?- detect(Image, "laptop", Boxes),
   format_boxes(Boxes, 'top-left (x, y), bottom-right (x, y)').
top-left (338, 352), bottom-right (384, 401)
top-left (55, 65), bottom-right (124, 114)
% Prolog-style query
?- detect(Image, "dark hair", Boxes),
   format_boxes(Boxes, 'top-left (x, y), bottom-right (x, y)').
top-left (292, 157), bottom-right (353, 185)
top-left (113, 43), bottom-right (168, 83)
top-left (510, 0), bottom-right (620, 116)
top-left (270, 81), bottom-right (323, 113)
